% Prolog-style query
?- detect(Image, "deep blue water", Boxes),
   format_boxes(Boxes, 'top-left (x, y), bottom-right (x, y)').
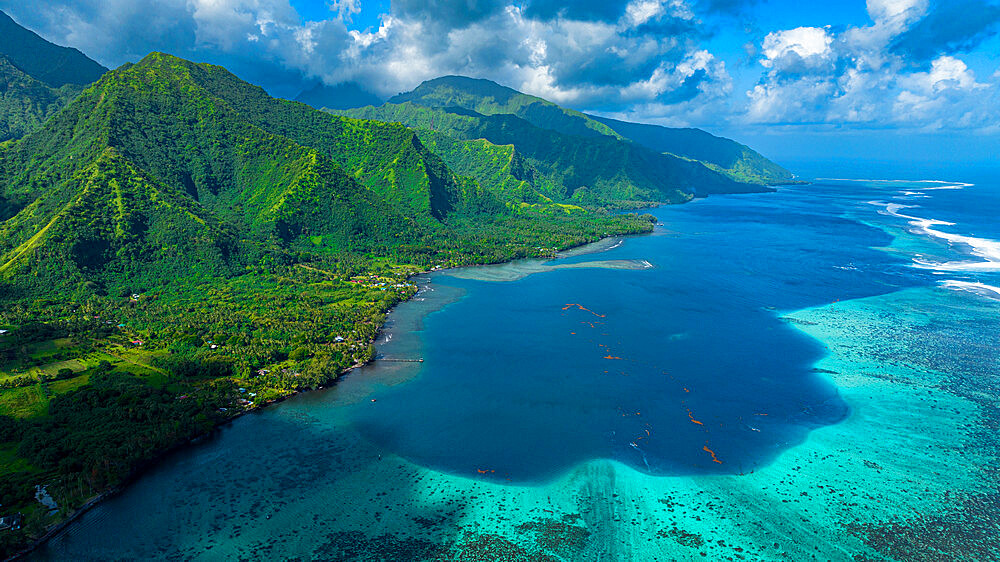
top-left (346, 176), bottom-right (1000, 482)
top-left (30, 170), bottom-right (1000, 559)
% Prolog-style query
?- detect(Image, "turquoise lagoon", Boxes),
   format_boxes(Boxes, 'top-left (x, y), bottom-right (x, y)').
top-left (33, 174), bottom-right (1000, 560)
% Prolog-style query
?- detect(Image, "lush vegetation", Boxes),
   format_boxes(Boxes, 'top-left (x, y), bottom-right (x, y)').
top-left (0, 53), bottom-right (656, 556)
top-left (383, 75), bottom-right (791, 186)
top-left (340, 101), bottom-right (751, 206)
top-left (0, 38), bottom-right (790, 558)
top-left (0, 10), bottom-right (107, 89)
top-left (0, 10), bottom-right (106, 145)
top-left (589, 115), bottom-right (794, 185)
top-left (389, 75), bottom-right (623, 139)
top-left (0, 57), bottom-right (83, 143)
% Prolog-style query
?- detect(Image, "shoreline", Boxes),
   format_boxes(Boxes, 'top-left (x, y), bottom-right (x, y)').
top-left (8, 230), bottom-right (648, 561)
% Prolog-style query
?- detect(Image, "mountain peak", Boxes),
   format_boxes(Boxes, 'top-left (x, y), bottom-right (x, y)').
top-left (0, 9), bottom-right (107, 88)
top-left (394, 75), bottom-right (526, 105)
top-left (389, 75), bottom-right (619, 139)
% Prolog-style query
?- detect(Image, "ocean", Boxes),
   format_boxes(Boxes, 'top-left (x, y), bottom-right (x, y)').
top-left (31, 169), bottom-right (1000, 560)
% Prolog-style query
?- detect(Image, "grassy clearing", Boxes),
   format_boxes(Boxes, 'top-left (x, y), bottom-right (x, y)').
top-left (48, 374), bottom-right (90, 394)
top-left (0, 338), bottom-right (93, 377)
top-left (0, 385), bottom-right (48, 418)
top-left (105, 348), bottom-right (169, 386)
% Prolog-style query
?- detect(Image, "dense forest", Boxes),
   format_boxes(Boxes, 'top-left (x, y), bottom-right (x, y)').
top-left (0, 14), bottom-right (791, 556)
top-left (375, 75), bottom-right (793, 186)
top-left (0, 52), bottom-right (656, 556)
top-left (0, 10), bottom-right (106, 143)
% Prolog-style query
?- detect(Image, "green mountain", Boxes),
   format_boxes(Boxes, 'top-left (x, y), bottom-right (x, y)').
top-left (340, 100), bottom-right (753, 206)
top-left (0, 55), bottom-right (82, 142)
top-left (588, 116), bottom-right (794, 184)
top-left (0, 146), bottom-right (239, 288)
top-left (389, 75), bottom-right (622, 139)
top-left (0, 10), bottom-right (107, 88)
top-left (0, 52), bottom-right (456, 294)
top-left (0, 53), bottom-right (652, 298)
top-left (0, 10), bottom-right (108, 142)
top-left (380, 75), bottom-right (791, 189)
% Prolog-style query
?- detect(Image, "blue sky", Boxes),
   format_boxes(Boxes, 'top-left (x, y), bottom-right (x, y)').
top-left (3, 0), bottom-right (999, 167)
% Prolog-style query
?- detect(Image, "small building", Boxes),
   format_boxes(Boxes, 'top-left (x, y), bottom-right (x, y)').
top-left (0, 329), bottom-right (8, 336)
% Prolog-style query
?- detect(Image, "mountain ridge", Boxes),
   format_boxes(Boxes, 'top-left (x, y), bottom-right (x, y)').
top-left (0, 10), bottom-right (107, 88)
top-left (383, 75), bottom-right (791, 187)
top-left (0, 52), bottom-right (650, 298)
top-left (587, 115), bottom-right (794, 184)
top-left (0, 10), bottom-right (109, 142)
top-left (342, 76), bottom-right (785, 206)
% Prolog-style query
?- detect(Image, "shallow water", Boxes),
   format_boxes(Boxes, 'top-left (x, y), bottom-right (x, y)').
top-left (32, 173), bottom-right (1000, 560)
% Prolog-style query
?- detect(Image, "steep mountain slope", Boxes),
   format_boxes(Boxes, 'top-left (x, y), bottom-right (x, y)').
top-left (0, 147), bottom-right (239, 290)
top-left (3, 53), bottom-right (467, 226)
top-left (0, 55), bottom-right (82, 142)
top-left (295, 81), bottom-right (383, 110)
top-left (389, 75), bottom-right (620, 139)
top-left (386, 75), bottom-right (790, 187)
top-left (0, 52), bottom-right (659, 555)
top-left (589, 116), bottom-right (793, 184)
top-left (187, 65), bottom-right (465, 220)
top-left (413, 128), bottom-right (557, 205)
top-left (0, 10), bottom-right (107, 88)
top-left (0, 53), bottom-right (464, 294)
top-left (0, 10), bottom-right (108, 142)
top-left (341, 101), bottom-right (748, 205)
top-left (0, 53), bottom-right (654, 300)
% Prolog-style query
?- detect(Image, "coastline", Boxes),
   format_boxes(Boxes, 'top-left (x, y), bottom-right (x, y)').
top-left (8, 230), bottom-right (651, 560)
top-left (32, 285), bottom-right (995, 560)
top-left (21, 179), bottom-right (1000, 560)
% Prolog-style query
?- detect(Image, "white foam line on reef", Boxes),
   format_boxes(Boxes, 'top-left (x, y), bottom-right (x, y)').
top-left (939, 280), bottom-right (1000, 300)
top-left (818, 178), bottom-right (974, 189)
top-left (871, 201), bottom-right (1000, 272)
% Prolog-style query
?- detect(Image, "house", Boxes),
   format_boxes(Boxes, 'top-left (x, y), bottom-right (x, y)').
top-left (0, 513), bottom-right (23, 531)
top-left (0, 329), bottom-right (8, 336)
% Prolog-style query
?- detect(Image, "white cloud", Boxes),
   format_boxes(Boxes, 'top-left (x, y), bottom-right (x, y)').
top-left (866, 0), bottom-right (929, 25)
top-left (760, 27), bottom-right (834, 72)
top-left (623, 0), bottom-right (666, 27)
top-left (746, 2), bottom-right (1000, 132)
top-left (919, 55), bottom-right (980, 92)
top-left (4, 0), bottom-right (998, 131)
top-left (328, 0), bottom-right (361, 21)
